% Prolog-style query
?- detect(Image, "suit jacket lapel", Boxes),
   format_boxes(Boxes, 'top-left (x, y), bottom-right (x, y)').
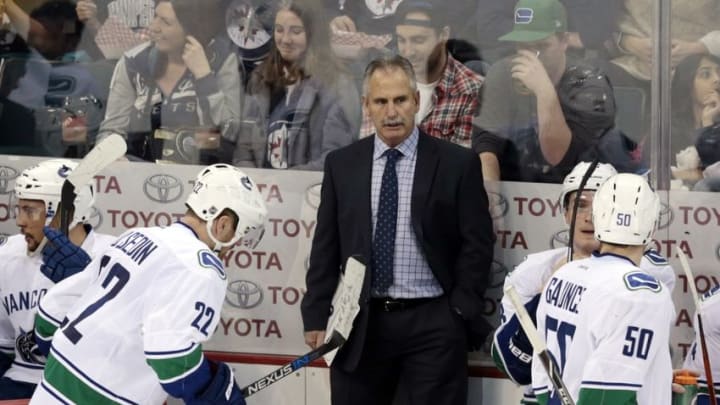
top-left (412, 133), bottom-right (439, 241)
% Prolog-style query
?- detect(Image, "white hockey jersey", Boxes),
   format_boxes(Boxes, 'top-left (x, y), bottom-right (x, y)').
top-left (0, 230), bottom-right (115, 384)
top-left (683, 284), bottom-right (720, 401)
top-left (31, 223), bottom-right (228, 405)
top-left (492, 247), bottom-right (674, 403)
top-left (532, 253), bottom-right (674, 405)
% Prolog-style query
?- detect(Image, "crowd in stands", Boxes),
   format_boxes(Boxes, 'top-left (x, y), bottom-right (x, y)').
top-left (0, 0), bottom-right (719, 190)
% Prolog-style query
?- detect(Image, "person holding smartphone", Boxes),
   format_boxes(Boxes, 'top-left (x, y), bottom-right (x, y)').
top-left (472, 0), bottom-right (581, 183)
top-left (95, 0), bottom-right (241, 164)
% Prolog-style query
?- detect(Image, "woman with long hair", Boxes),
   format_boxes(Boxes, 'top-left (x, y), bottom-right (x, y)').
top-left (234, 0), bottom-right (360, 170)
top-left (96, 0), bottom-right (241, 163)
top-left (671, 54), bottom-right (720, 182)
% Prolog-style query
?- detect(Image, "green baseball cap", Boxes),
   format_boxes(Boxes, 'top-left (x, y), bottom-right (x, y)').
top-left (498, 0), bottom-right (567, 42)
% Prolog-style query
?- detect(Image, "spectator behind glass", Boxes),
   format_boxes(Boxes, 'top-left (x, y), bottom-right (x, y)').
top-left (473, 0), bottom-right (622, 64)
top-left (324, 0), bottom-right (477, 86)
top-left (96, 0), bottom-right (241, 164)
top-left (472, 0), bottom-right (574, 182)
top-left (0, 40), bottom-right (37, 155)
top-left (612, 0), bottom-right (720, 83)
top-left (670, 54), bottom-right (720, 185)
top-left (694, 123), bottom-right (720, 191)
top-left (75, 0), bottom-right (155, 59)
top-left (358, 0), bottom-right (484, 148)
top-left (602, 0), bottom-right (720, 144)
top-left (233, 0), bottom-right (360, 171)
top-left (4, 0), bottom-right (96, 110)
top-left (4, 0), bottom-right (108, 158)
top-left (472, 0), bottom-right (639, 183)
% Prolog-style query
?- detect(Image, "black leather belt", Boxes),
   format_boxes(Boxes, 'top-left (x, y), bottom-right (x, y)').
top-left (370, 297), bottom-right (439, 312)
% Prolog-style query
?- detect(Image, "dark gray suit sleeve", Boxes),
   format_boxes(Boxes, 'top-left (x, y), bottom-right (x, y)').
top-left (450, 152), bottom-right (494, 321)
top-left (301, 153), bottom-right (342, 331)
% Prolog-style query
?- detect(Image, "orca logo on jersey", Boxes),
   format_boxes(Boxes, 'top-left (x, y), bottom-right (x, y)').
top-left (143, 174), bottom-right (184, 203)
top-left (198, 250), bottom-right (226, 280)
top-left (15, 328), bottom-right (45, 365)
top-left (0, 166), bottom-right (18, 194)
top-left (624, 272), bottom-right (662, 293)
top-left (0, 234), bottom-right (7, 246)
top-left (488, 191), bottom-right (509, 219)
top-left (226, 280), bottom-right (263, 309)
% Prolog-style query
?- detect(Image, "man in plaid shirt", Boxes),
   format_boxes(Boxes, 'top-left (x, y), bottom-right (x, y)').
top-left (359, 0), bottom-right (483, 148)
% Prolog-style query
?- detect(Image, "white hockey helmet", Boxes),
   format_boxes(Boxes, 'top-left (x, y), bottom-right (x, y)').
top-left (592, 173), bottom-right (660, 246)
top-left (13, 159), bottom-right (95, 228)
top-left (559, 161), bottom-right (618, 209)
top-left (186, 164), bottom-right (268, 251)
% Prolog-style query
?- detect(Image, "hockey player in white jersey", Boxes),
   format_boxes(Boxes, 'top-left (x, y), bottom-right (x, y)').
top-left (492, 162), bottom-right (675, 404)
top-left (0, 159), bottom-right (116, 399)
top-left (683, 284), bottom-right (720, 404)
top-left (30, 164), bottom-right (268, 405)
top-left (532, 173), bottom-right (675, 404)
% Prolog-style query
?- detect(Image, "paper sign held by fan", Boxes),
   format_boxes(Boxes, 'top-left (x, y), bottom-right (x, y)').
top-left (323, 256), bottom-right (365, 365)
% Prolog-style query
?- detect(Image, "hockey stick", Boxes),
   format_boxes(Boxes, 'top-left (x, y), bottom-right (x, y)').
top-left (240, 331), bottom-right (345, 397)
top-left (59, 134), bottom-right (126, 234)
top-left (505, 284), bottom-right (575, 405)
top-left (566, 159), bottom-right (599, 263)
top-left (677, 248), bottom-right (718, 405)
top-left (241, 256), bottom-right (366, 397)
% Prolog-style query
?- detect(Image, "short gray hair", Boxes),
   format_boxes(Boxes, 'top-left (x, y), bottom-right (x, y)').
top-left (361, 55), bottom-right (418, 96)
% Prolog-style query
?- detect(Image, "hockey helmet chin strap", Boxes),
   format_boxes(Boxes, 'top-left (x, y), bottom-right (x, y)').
top-left (206, 217), bottom-right (242, 255)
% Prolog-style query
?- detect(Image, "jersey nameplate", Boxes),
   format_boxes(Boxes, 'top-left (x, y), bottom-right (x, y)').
top-left (624, 272), bottom-right (662, 293)
top-left (198, 250), bottom-right (226, 280)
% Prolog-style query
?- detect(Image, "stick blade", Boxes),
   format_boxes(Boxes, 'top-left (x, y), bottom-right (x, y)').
top-left (323, 256), bottom-right (365, 365)
top-left (68, 134), bottom-right (127, 188)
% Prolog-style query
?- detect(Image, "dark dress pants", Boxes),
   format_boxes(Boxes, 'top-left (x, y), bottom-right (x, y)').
top-left (330, 296), bottom-right (468, 405)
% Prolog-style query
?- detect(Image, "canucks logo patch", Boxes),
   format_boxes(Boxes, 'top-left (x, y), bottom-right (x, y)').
top-left (57, 165), bottom-right (71, 178)
top-left (624, 272), bottom-right (662, 293)
top-left (643, 249), bottom-right (668, 265)
top-left (515, 8), bottom-right (534, 24)
top-left (241, 176), bottom-right (253, 191)
top-left (198, 250), bottom-right (226, 280)
top-left (702, 284), bottom-right (720, 301)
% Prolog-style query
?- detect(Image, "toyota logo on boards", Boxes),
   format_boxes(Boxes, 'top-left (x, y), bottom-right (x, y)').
top-left (550, 229), bottom-right (570, 249)
top-left (226, 280), bottom-right (264, 309)
top-left (143, 174), bottom-right (184, 203)
top-left (0, 166), bottom-right (18, 195)
top-left (487, 191), bottom-right (509, 219)
top-left (305, 182), bottom-right (322, 210)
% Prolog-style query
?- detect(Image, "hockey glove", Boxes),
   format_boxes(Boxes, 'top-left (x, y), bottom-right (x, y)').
top-left (192, 361), bottom-right (246, 405)
top-left (40, 226), bottom-right (91, 284)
